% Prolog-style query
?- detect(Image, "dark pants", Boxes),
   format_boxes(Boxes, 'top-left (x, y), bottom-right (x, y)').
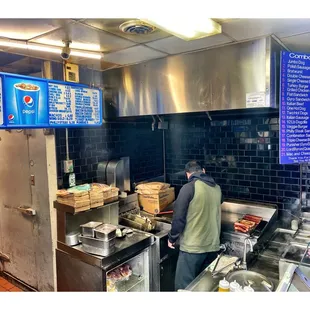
top-left (175, 250), bottom-right (218, 291)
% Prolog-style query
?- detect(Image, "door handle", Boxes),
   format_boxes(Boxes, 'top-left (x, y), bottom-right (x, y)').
top-left (18, 206), bottom-right (36, 216)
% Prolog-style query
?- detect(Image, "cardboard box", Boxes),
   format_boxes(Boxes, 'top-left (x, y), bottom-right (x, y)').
top-left (138, 187), bottom-right (175, 215)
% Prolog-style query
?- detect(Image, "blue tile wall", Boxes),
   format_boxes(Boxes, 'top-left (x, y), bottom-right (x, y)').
top-left (55, 109), bottom-right (306, 214)
top-left (165, 111), bottom-right (302, 212)
top-left (55, 120), bottom-right (164, 188)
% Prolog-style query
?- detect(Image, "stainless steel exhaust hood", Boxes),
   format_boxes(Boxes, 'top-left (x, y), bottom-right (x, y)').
top-left (102, 37), bottom-right (283, 117)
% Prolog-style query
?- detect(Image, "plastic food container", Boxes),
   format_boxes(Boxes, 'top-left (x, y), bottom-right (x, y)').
top-left (235, 286), bottom-right (244, 292)
top-left (243, 285), bottom-right (254, 292)
top-left (218, 278), bottom-right (230, 292)
top-left (94, 223), bottom-right (117, 241)
top-left (229, 280), bottom-right (241, 292)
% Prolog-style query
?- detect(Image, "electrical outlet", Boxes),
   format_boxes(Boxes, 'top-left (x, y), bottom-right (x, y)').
top-left (65, 63), bottom-right (79, 83)
top-left (63, 160), bottom-right (74, 173)
top-left (69, 173), bottom-right (76, 187)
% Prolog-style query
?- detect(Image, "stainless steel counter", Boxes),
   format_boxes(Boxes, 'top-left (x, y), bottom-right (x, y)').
top-left (58, 228), bottom-right (154, 270)
top-left (185, 217), bottom-right (310, 292)
top-left (56, 228), bottom-right (155, 291)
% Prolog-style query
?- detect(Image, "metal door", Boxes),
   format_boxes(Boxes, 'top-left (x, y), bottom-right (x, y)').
top-left (0, 130), bottom-right (38, 288)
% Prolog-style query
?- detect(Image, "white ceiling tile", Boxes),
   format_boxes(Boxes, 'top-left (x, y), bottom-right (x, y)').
top-left (4, 47), bottom-right (63, 63)
top-left (146, 34), bottom-right (232, 54)
top-left (274, 19), bottom-right (310, 38)
top-left (30, 23), bottom-right (135, 52)
top-left (103, 46), bottom-right (167, 65)
top-left (0, 19), bottom-right (66, 40)
top-left (81, 19), bottom-right (172, 43)
top-left (222, 18), bottom-right (310, 41)
top-left (281, 32), bottom-right (310, 53)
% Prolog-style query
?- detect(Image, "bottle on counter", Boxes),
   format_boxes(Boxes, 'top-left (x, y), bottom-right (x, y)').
top-left (229, 280), bottom-right (241, 292)
top-left (218, 278), bottom-right (230, 292)
top-left (243, 285), bottom-right (255, 292)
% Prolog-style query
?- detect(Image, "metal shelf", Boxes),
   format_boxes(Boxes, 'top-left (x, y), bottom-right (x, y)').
top-left (54, 199), bottom-right (118, 215)
top-left (115, 274), bottom-right (144, 292)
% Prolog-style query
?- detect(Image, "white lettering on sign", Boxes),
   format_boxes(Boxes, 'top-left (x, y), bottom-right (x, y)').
top-left (48, 83), bottom-right (101, 126)
top-left (289, 53), bottom-right (310, 60)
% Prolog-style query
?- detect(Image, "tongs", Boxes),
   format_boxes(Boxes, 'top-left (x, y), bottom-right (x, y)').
top-left (211, 257), bottom-right (242, 277)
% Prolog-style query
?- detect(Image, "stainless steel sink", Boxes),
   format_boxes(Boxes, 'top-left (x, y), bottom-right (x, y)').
top-left (184, 270), bottom-right (227, 292)
top-left (225, 270), bottom-right (274, 292)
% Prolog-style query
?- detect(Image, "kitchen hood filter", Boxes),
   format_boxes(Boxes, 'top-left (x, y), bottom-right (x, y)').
top-left (119, 20), bottom-right (156, 35)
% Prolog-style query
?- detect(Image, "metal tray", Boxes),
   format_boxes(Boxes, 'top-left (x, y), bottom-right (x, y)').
top-left (282, 242), bottom-right (308, 264)
top-left (80, 221), bottom-right (102, 237)
top-left (270, 228), bottom-right (296, 244)
top-left (79, 234), bottom-right (115, 256)
top-left (294, 232), bottom-right (310, 245)
top-left (94, 223), bottom-right (117, 241)
top-left (226, 270), bottom-right (274, 292)
top-left (301, 220), bottom-right (310, 231)
top-left (260, 241), bottom-right (286, 259)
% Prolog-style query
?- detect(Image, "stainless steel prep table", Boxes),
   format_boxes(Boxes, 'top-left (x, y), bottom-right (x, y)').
top-left (56, 228), bottom-right (154, 291)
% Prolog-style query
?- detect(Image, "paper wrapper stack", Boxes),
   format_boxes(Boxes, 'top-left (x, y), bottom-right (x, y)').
top-left (90, 183), bottom-right (108, 208)
top-left (56, 184), bottom-right (91, 212)
top-left (90, 183), bottom-right (119, 207)
top-left (103, 186), bottom-right (119, 202)
top-left (56, 183), bottom-right (120, 212)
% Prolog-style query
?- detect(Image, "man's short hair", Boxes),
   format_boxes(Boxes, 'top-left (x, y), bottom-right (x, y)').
top-left (185, 161), bottom-right (203, 174)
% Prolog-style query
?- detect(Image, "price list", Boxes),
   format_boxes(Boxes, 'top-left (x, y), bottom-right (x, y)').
top-left (48, 83), bottom-right (101, 126)
top-left (280, 51), bottom-right (310, 164)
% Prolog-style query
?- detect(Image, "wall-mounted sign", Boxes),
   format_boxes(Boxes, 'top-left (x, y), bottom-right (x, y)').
top-left (280, 51), bottom-right (310, 164)
top-left (246, 92), bottom-right (266, 108)
top-left (0, 72), bottom-right (102, 129)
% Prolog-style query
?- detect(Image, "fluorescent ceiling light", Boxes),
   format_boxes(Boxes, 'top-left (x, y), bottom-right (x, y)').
top-left (70, 50), bottom-right (102, 59)
top-left (142, 17), bottom-right (222, 41)
top-left (34, 38), bottom-right (101, 52)
top-left (0, 40), bottom-right (102, 60)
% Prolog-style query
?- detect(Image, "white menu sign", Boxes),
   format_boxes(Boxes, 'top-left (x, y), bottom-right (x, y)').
top-left (48, 83), bottom-right (101, 125)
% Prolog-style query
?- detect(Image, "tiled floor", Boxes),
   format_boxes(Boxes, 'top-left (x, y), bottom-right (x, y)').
top-left (0, 277), bottom-right (23, 292)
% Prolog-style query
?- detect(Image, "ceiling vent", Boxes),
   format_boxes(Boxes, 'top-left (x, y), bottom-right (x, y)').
top-left (119, 20), bottom-right (156, 35)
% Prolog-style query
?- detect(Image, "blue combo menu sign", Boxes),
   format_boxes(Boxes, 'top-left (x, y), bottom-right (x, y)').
top-left (0, 72), bottom-right (102, 128)
top-left (280, 51), bottom-right (310, 164)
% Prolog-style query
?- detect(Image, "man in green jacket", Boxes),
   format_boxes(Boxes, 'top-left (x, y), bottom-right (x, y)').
top-left (168, 160), bottom-right (223, 291)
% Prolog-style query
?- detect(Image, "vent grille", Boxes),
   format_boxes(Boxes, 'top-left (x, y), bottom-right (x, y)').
top-left (119, 20), bottom-right (156, 35)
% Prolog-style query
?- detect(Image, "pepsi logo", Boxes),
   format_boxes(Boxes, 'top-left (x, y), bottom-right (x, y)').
top-left (8, 114), bottom-right (14, 121)
top-left (23, 95), bottom-right (34, 108)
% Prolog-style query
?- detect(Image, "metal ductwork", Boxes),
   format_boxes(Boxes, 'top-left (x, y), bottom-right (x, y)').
top-left (102, 36), bottom-right (283, 117)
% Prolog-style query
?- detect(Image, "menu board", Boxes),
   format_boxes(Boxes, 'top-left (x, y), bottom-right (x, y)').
top-left (280, 51), bottom-right (310, 164)
top-left (49, 83), bottom-right (101, 126)
top-left (0, 72), bottom-right (102, 129)
top-left (0, 76), bottom-right (3, 126)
